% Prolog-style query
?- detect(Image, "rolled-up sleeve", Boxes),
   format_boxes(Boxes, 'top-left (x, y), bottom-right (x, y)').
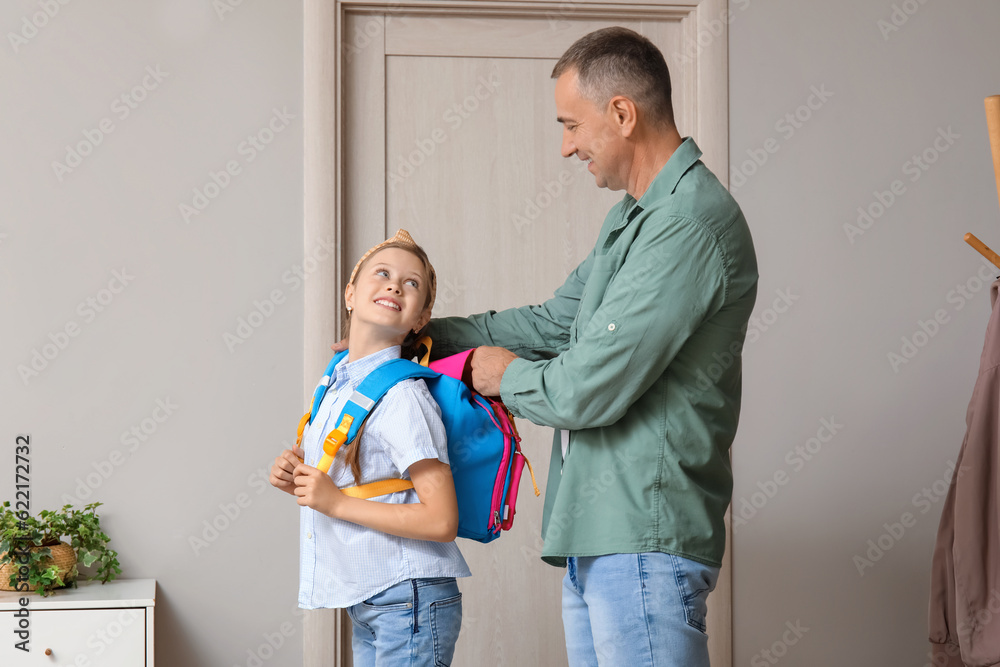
top-left (499, 216), bottom-right (726, 430)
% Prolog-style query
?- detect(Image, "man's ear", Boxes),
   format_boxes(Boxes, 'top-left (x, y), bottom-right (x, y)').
top-left (609, 95), bottom-right (638, 138)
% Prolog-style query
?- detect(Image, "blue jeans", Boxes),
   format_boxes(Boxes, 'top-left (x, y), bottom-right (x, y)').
top-left (562, 553), bottom-right (720, 667)
top-left (347, 577), bottom-right (462, 667)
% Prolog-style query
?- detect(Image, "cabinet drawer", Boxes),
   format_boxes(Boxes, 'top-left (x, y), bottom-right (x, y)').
top-left (3, 607), bottom-right (146, 666)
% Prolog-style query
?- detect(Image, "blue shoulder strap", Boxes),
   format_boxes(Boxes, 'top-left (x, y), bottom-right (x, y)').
top-left (337, 358), bottom-right (438, 443)
top-left (309, 350), bottom-right (349, 419)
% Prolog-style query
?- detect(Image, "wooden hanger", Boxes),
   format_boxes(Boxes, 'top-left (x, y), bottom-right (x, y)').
top-left (965, 97), bottom-right (1000, 270)
top-left (965, 233), bottom-right (1000, 270)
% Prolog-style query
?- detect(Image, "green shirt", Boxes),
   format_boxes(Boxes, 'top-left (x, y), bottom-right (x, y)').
top-left (430, 138), bottom-right (758, 567)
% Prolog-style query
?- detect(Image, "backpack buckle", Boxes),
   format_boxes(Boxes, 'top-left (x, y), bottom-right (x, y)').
top-left (317, 414), bottom-right (354, 473)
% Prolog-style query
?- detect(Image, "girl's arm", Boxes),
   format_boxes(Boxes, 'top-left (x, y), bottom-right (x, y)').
top-left (293, 458), bottom-right (459, 543)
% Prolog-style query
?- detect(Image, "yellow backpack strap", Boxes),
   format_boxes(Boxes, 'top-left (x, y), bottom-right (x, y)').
top-left (295, 412), bottom-right (311, 446)
top-left (316, 414), bottom-right (354, 473)
top-left (415, 335), bottom-right (432, 367)
top-left (522, 454), bottom-right (541, 497)
top-left (342, 478), bottom-right (415, 499)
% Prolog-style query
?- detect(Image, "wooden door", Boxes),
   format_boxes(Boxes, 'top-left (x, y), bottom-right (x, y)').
top-left (305, 2), bottom-right (731, 665)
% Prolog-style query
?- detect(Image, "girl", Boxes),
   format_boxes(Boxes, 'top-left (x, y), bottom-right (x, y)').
top-left (270, 229), bottom-right (469, 666)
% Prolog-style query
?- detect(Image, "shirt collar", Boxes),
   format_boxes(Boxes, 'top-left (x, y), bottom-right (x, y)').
top-left (334, 345), bottom-right (402, 387)
top-left (619, 136), bottom-right (703, 218)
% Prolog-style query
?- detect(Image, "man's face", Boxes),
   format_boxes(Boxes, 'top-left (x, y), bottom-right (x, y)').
top-left (554, 69), bottom-right (629, 191)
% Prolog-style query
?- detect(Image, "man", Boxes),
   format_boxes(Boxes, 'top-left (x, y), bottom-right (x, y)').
top-left (433, 27), bottom-right (757, 666)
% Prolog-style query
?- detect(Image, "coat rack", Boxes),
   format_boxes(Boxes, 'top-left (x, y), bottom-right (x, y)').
top-left (966, 95), bottom-right (1000, 270)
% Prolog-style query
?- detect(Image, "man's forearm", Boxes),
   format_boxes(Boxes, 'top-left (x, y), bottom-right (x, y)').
top-left (430, 307), bottom-right (569, 360)
top-left (430, 247), bottom-right (591, 359)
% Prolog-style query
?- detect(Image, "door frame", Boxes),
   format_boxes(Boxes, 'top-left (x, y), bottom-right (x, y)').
top-left (303, 2), bottom-right (731, 665)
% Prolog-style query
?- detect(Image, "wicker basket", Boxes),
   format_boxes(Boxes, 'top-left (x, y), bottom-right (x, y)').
top-left (0, 542), bottom-right (77, 592)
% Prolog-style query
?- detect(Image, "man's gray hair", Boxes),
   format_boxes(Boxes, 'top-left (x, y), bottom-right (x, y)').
top-left (551, 27), bottom-right (674, 127)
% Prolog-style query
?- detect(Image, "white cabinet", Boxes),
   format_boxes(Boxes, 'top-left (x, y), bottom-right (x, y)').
top-left (0, 579), bottom-right (155, 666)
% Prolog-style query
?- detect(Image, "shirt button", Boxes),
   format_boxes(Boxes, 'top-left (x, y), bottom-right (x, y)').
top-left (306, 532), bottom-right (313, 540)
top-left (608, 323), bottom-right (616, 332)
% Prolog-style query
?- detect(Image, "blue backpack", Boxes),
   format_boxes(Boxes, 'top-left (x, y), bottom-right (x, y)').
top-left (295, 343), bottom-right (538, 543)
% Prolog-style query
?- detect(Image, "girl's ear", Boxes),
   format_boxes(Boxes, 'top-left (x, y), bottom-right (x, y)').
top-left (344, 283), bottom-right (355, 312)
top-left (414, 308), bottom-right (432, 332)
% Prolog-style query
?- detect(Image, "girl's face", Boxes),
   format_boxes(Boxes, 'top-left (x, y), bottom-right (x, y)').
top-left (344, 247), bottom-right (432, 342)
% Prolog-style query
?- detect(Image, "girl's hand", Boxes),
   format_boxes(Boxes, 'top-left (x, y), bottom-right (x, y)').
top-left (293, 463), bottom-right (344, 517)
top-left (269, 447), bottom-right (305, 495)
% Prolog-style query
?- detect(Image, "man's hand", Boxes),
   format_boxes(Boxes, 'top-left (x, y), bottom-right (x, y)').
top-left (294, 463), bottom-right (345, 517)
top-left (471, 346), bottom-right (518, 397)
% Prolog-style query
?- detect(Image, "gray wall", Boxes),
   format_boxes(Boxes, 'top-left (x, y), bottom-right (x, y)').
top-left (1, 1), bottom-right (304, 665)
top-left (729, 0), bottom-right (1000, 664)
top-left (5, 1), bottom-right (999, 665)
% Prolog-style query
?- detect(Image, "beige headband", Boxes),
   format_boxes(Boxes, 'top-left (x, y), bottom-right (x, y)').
top-left (349, 229), bottom-right (437, 311)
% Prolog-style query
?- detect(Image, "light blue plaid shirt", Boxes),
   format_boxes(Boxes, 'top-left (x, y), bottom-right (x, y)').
top-left (298, 345), bottom-right (470, 609)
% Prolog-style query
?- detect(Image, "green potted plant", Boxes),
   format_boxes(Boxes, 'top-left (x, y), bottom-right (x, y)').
top-left (0, 501), bottom-right (121, 596)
